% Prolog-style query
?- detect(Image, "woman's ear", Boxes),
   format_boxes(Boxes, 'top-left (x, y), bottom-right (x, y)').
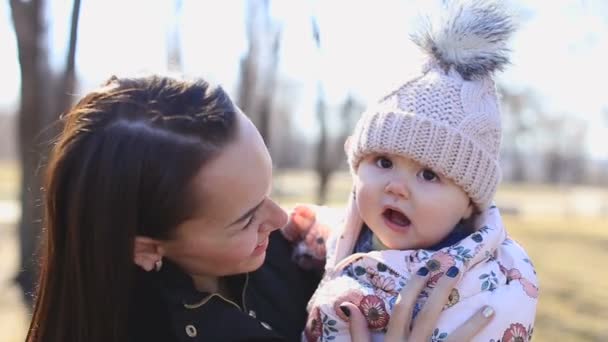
top-left (133, 236), bottom-right (164, 271)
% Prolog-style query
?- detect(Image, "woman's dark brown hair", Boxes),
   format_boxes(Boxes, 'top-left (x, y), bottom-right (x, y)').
top-left (26, 75), bottom-right (238, 342)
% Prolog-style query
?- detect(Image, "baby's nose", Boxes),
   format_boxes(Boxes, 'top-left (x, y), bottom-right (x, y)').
top-left (384, 181), bottom-right (410, 199)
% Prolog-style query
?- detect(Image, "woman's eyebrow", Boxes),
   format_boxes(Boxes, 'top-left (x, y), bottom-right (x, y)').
top-left (228, 199), bottom-right (265, 227)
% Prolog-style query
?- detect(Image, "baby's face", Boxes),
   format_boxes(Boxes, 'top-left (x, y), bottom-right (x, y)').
top-left (355, 153), bottom-right (473, 250)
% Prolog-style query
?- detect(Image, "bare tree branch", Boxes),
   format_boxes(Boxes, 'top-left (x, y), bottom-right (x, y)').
top-left (57, 0), bottom-right (82, 113)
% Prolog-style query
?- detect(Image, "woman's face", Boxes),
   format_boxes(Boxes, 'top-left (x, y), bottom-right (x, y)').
top-left (162, 111), bottom-right (287, 285)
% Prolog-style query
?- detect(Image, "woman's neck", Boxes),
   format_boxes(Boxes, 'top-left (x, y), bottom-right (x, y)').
top-left (192, 275), bottom-right (236, 301)
top-left (192, 274), bottom-right (220, 294)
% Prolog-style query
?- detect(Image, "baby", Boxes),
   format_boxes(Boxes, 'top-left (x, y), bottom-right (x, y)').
top-left (283, 1), bottom-right (539, 341)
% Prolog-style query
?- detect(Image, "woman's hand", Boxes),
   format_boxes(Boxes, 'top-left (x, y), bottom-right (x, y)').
top-left (341, 267), bottom-right (495, 342)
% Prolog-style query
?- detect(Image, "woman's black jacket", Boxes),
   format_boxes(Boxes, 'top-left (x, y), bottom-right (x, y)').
top-left (128, 231), bottom-right (321, 341)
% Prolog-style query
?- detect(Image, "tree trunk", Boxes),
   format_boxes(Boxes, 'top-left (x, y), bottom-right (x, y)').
top-left (10, 0), bottom-right (81, 305)
top-left (237, 0), bottom-right (280, 145)
top-left (56, 0), bottom-right (81, 113)
top-left (315, 90), bottom-right (329, 204)
top-left (11, 0), bottom-right (49, 306)
top-left (237, 0), bottom-right (261, 126)
top-left (311, 16), bottom-right (331, 204)
top-left (256, 29), bottom-right (281, 147)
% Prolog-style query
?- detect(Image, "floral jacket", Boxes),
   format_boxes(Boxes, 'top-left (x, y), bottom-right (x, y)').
top-left (286, 206), bottom-right (539, 342)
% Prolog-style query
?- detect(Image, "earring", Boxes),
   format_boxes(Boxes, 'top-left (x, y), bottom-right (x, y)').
top-left (154, 258), bottom-right (163, 272)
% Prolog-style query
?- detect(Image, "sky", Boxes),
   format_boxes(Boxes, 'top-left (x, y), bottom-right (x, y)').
top-left (0, 0), bottom-right (607, 160)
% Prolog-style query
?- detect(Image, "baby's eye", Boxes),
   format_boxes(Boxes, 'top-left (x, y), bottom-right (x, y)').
top-left (420, 169), bottom-right (439, 181)
top-left (375, 156), bottom-right (393, 169)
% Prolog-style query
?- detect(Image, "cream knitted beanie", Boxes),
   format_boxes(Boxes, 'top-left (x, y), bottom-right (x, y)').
top-left (347, 0), bottom-right (516, 210)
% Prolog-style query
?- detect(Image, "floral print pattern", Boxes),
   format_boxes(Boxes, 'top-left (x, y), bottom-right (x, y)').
top-left (501, 322), bottom-right (529, 342)
top-left (499, 263), bottom-right (539, 298)
top-left (306, 207), bottom-right (538, 342)
top-left (304, 307), bottom-right (323, 342)
top-left (446, 288), bottom-right (460, 307)
top-left (321, 314), bottom-right (339, 340)
top-left (431, 328), bottom-right (449, 342)
top-left (359, 295), bottom-right (390, 330)
top-left (427, 251), bottom-right (456, 286)
top-left (369, 273), bottom-right (398, 299)
top-left (332, 289), bottom-right (364, 322)
top-left (479, 271), bottom-right (500, 292)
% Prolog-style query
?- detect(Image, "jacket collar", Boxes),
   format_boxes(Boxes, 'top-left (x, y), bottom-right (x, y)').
top-left (156, 259), bottom-right (248, 311)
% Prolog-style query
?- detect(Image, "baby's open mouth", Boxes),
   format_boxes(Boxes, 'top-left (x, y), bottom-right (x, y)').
top-left (383, 208), bottom-right (411, 227)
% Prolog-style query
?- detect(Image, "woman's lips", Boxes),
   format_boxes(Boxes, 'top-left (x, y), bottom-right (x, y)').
top-left (382, 208), bottom-right (411, 232)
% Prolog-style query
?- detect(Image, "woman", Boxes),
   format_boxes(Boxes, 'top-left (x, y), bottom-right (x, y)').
top-left (26, 75), bottom-right (492, 341)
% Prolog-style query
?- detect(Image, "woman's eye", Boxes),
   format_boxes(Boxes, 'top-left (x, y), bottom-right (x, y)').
top-left (243, 214), bottom-right (257, 230)
top-left (420, 169), bottom-right (438, 181)
top-left (375, 157), bottom-right (393, 169)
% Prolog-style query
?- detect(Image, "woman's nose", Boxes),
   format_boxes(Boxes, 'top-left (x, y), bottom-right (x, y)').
top-left (259, 199), bottom-right (288, 233)
top-left (384, 180), bottom-right (410, 199)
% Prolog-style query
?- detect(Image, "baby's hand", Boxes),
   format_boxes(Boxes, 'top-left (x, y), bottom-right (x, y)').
top-left (282, 204), bottom-right (333, 270)
top-left (281, 205), bottom-right (318, 243)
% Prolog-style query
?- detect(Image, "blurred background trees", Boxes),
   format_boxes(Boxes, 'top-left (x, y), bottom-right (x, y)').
top-left (9, 0), bottom-right (81, 304)
top-left (5, 0), bottom-right (608, 302)
top-left (1, 0), bottom-right (607, 340)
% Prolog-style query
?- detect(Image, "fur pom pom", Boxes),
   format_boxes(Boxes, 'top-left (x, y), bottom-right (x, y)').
top-left (411, 0), bottom-right (516, 80)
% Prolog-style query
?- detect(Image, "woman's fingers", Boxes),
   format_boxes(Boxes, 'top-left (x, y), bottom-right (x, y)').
top-left (409, 266), bottom-right (461, 341)
top-left (385, 267), bottom-right (431, 341)
top-left (342, 302), bottom-right (371, 342)
top-left (345, 266), bottom-right (491, 342)
top-left (445, 306), bottom-right (495, 342)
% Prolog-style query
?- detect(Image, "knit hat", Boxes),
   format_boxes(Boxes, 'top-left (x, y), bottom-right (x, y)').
top-left (347, 0), bottom-right (516, 210)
